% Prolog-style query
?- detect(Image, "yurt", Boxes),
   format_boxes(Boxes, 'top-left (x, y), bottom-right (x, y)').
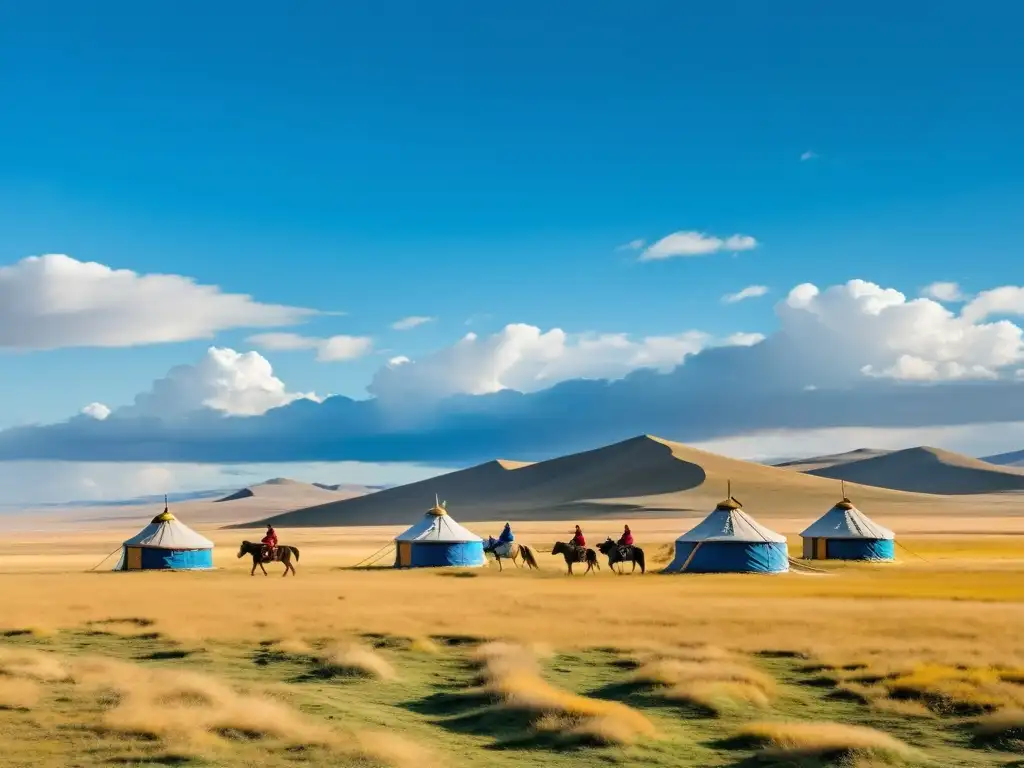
top-left (394, 499), bottom-right (486, 568)
top-left (664, 488), bottom-right (789, 574)
top-left (114, 506), bottom-right (214, 571)
top-left (800, 486), bottom-right (895, 561)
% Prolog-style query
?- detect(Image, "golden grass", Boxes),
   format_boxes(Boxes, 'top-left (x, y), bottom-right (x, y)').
top-left (631, 655), bottom-right (776, 713)
top-left (408, 636), bottom-right (441, 654)
top-left (0, 677), bottom-right (40, 710)
top-left (270, 637), bottom-right (313, 655)
top-left (881, 664), bottom-right (1024, 714)
top-left (0, 648), bottom-right (70, 682)
top-left (737, 720), bottom-right (914, 763)
top-left (473, 642), bottom-right (656, 745)
top-left (316, 642), bottom-right (397, 680)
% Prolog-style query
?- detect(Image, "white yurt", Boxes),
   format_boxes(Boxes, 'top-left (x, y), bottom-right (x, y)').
top-left (394, 499), bottom-right (486, 568)
top-left (114, 506), bottom-right (214, 571)
top-left (801, 486), bottom-right (895, 560)
top-left (664, 487), bottom-right (789, 574)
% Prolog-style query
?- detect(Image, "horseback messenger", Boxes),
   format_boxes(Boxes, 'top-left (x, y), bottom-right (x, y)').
top-left (483, 523), bottom-right (539, 571)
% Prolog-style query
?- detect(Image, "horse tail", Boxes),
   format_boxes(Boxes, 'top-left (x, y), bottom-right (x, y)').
top-left (521, 545), bottom-right (539, 570)
top-left (289, 546), bottom-right (300, 562)
top-left (636, 547), bottom-right (646, 574)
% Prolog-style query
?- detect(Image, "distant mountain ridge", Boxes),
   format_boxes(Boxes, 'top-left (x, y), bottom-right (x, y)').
top-left (229, 434), bottom-right (925, 530)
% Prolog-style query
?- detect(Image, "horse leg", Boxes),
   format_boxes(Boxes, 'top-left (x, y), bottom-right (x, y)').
top-left (250, 559), bottom-right (257, 576)
top-left (259, 562), bottom-right (268, 576)
top-left (289, 559), bottom-right (297, 576)
top-left (497, 555), bottom-right (503, 572)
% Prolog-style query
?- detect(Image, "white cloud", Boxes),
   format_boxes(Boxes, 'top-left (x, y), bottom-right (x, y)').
top-left (391, 316), bottom-right (435, 331)
top-left (369, 324), bottom-right (714, 402)
top-left (800, 150), bottom-right (819, 161)
top-left (248, 332), bottom-right (373, 362)
top-left (80, 402), bottom-right (111, 421)
top-left (640, 231), bottom-right (759, 261)
top-left (723, 285), bottom-right (770, 304)
top-left (387, 355), bottom-right (411, 367)
top-left (0, 254), bottom-right (315, 350)
top-left (961, 286), bottom-right (1024, 322)
top-left (123, 346), bottom-right (320, 418)
top-left (616, 239), bottom-right (646, 252)
top-left (725, 332), bottom-right (766, 347)
top-left (778, 279), bottom-right (1024, 382)
top-left (922, 281), bottom-right (965, 302)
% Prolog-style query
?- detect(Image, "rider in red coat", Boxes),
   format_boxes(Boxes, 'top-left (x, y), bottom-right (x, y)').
top-left (571, 525), bottom-right (586, 548)
top-left (261, 525), bottom-right (278, 560)
top-left (618, 525), bottom-right (634, 547)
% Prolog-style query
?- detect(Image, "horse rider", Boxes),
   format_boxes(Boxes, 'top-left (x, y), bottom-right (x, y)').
top-left (617, 524), bottom-right (634, 556)
top-left (570, 525), bottom-right (586, 555)
top-left (488, 522), bottom-right (515, 552)
top-left (261, 524), bottom-right (278, 561)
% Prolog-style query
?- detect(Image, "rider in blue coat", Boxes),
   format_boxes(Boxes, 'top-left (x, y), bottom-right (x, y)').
top-left (498, 523), bottom-right (514, 544)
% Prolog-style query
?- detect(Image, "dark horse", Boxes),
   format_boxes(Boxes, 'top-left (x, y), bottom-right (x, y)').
top-left (238, 541), bottom-right (300, 577)
top-left (482, 540), bottom-right (541, 572)
top-left (597, 538), bottom-right (646, 574)
top-left (551, 541), bottom-right (599, 575)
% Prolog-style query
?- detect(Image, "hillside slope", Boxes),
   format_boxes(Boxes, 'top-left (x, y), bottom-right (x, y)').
top-left (233, 435), bottom-right (923, 529)
top-left (774, 448), bottom-right (892, 473)
top-left (806, 446), bottom-right (1024, 494)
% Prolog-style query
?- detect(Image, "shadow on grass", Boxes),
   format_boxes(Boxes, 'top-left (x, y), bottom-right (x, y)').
top-left (586, 679), bottom-right (718, 718)
top-left (141, 649), bottom-right (194, 661)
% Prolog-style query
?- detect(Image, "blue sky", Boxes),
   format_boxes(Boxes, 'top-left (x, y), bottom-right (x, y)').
top-left (1, 2), bottom-right (1023, 503)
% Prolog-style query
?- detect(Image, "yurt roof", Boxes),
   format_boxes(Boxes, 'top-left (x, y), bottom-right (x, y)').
top-left (396, 501), bottom-right (482, 543)
top-left (676, 506), bottom-right (786, 543)
top-left (800, 499), bottom-right (894, 540)
top-left (122, 511), bottom-right (214, 550)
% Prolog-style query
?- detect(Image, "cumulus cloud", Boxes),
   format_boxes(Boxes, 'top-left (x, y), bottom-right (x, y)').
top-left (0, 254), bottom-right (315, 350)
top-left (248, 332), bottom-right (373, 362)
top-left (922, 281), bottom-right (965, 302)
top-left (3, 278), bottom-right (1024, 466)
top-left (723, 285), bottom-right (769, 304)
top-left (391, 316), bottom-right (435, 331)
top-left (640, 231), bottom-right (758, 261)
top-left (368, 324), bottom-right (713, 402)
top-left (616, 239), bottom-right (647, 252)
top-left (961, 286), bottom-right (1024, 323)
top-left (80, 403), bottom-right (111, 421)
top-left (122, 346), bottom-right (320, 418)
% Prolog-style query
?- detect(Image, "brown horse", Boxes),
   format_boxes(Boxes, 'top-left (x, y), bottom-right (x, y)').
top-left (238, 540), bottom-right (300, 577)
top-left (551, 541), bottom-right (599, 575)
top-left (483, 539), bottom-right (540, 572)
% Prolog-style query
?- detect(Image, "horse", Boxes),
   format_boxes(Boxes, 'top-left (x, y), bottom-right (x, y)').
top-left (483, 539), bottom-right (540, 572)
top-left (551, 541), bottom-right (599, 575)
top-left (238, 540), bottom-right (300, 577)
top-left (597, 538), bottom-right (646, 574)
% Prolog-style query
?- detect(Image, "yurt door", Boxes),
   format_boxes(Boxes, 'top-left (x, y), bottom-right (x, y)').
top-left (815, 538), bottom-right (828, 559)
top-left (126, 546), bottom-right (143, 570)
top-left (397, 542), bottom-right (412, 567)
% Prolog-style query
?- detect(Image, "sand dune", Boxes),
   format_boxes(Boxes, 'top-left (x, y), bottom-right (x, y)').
top-left (984, 449), bottom-right (1024, 467)
top-left (215, 477), bottom-right (368, 503)
top-left (236, 435), bottom-right (934, 530)
top-left (774, 448), bottom-right (893, 473)
top-left (806, 446), bottom-right (1024, 495)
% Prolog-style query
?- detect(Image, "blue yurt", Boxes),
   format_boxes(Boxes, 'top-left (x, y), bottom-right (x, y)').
top-left (800, 489), bottom-right (895, 561)
top-left (664, 491), bottom-right (789, 574)
top-left (114, 507), bottom-right (214, 571)
top-left (394, 499), bottom-right (486, 568)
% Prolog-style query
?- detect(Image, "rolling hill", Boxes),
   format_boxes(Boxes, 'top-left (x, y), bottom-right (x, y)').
top-left (216, 478), bottom-right (371, 503)
top-left (983, 449), bottom-right (1024, 467)
top-left (773, 448), bottom-right (893, 473)
top-left (232, 434), bottom-right (925, 529)
top-left (804, 446), bottom-right (1024, 494)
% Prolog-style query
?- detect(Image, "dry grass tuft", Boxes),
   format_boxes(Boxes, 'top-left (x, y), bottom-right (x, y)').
top-left (736, 720), bottom-right (914, 764)
top-left (882, 664), bottom-right (1024, 715)
top-left (271, 637), bottom-right (313, 656)
top-left (631, 656), bottom-right (776, 714)
top-left (0, 677), bottom-right (41, 710)
top-left (0, 647), bottom-right (71, 682)
top-left (353, 729), bottom-right (438, 768)
top-left (473, 642), bottom-right (656, 745)
top-left (316, 642), bottom-right (397, 680)
top-left (972, 709), bottom-right (1024, 752)
top-left (408, 636), bottom-right (441, 654)
top-left (2, 625), bottom-right (58, 639)
top-left (73, 657), bottom-right (337, 751)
